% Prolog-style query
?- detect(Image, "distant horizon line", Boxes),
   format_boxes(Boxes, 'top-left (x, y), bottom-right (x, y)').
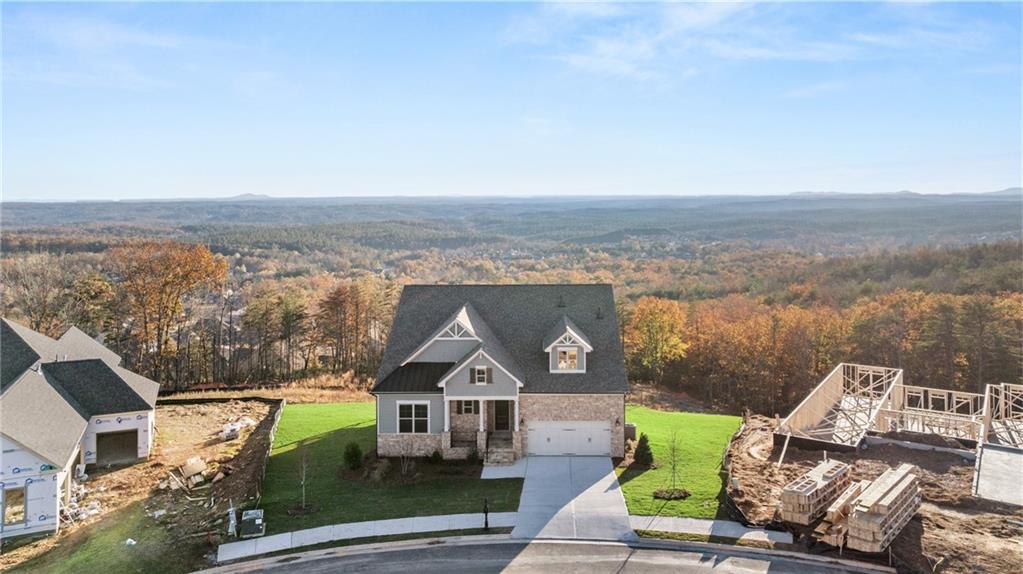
top-left (4, 187), bottom-right (1022, 204)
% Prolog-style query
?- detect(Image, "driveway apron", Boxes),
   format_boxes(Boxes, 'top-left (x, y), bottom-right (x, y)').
top-left (511, 456), bottom-right (635, 541)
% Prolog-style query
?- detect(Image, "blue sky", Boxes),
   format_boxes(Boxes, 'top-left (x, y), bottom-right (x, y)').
top-left (3, 2), bottom-right (1020, 201)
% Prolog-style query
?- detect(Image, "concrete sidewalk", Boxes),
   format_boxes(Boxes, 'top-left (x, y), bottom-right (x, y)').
top-left (216, 512), bottom-right (518, 563)
top-left (630, 515), bottom-right (793, 544)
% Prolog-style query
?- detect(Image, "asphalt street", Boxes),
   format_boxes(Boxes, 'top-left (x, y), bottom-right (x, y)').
top-left (214, 539), bottom-right (886, 574)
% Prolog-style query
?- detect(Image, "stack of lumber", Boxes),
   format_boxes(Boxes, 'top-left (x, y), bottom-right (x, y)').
top-left (780, 459), bottom-right (852, 525)
top-left (814, 479), bottom-right (871, 547)
top-left (846, 463), bottom-right (920, 553)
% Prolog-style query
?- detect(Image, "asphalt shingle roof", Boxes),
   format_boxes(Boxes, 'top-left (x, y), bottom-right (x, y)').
top-left (42, 359), bottom-right (155, 418)
top-left (1, 321), bottom-right (42, 392)
top-left (542, 315), bottom-right (593, 351)
top-left (375, 284), bottom-right (628, 394)
top-left (0, 369), bottom-right (88, 467)
top-left (0, 318), bottom-right (160, 466)
top-left (373, 362), bottom-right (456, 393)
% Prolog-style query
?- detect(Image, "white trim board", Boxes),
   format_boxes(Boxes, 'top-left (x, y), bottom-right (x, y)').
top-left (394, 399), bottom-right (431, 433)
top-left (436, 349), bottom-right (523, 388)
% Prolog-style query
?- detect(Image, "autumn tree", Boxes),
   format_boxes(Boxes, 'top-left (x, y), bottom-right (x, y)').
top-left (624, 296), bottom-right (688, 384)
top-left (2, 253), bottom-right (74, 336)
top-left (107, 241), bottom-right (227, 385)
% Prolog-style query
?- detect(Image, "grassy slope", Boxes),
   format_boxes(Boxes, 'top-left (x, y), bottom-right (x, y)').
top-left (10, 504), bottom-right (207, 574)
top-left (617, 406), bottom-right (741, 519)
top-left (259, 402), bottom-right (522, 533)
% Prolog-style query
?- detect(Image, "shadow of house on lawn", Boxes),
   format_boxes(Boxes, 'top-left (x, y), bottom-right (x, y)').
top-left (258, 421), bottom-right (522, 535)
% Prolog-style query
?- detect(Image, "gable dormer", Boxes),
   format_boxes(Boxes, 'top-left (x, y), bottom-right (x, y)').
top-left (401, 304), bottom-right (481, 365)
top-left (543, 315), bottom-right (593, 374)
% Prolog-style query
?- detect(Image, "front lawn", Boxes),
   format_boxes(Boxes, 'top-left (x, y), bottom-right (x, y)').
top-left (259, 402), bottom-right (522, 533)
top-left (617, 405), bottom-right (741, 519)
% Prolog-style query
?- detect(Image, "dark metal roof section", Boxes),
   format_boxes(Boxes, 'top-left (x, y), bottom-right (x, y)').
top-left (372, 362), bottom-right (455, 393)
top-left (375, 284), bottom-right (628, 394)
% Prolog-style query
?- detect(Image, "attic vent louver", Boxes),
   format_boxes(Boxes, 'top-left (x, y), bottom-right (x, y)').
top-left (557, 294), bottom-right (566, 308)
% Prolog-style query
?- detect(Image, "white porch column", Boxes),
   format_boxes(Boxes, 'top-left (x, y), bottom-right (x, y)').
top-left (514, 399), bottom-right (520, 432)
top-left (444, 400), bottom-right (450, 432)
top-left (479, 400), bottom-right (486, 432)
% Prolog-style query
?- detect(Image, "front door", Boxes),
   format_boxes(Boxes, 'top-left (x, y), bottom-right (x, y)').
top-left (494, 401), bottom-right (511, 431)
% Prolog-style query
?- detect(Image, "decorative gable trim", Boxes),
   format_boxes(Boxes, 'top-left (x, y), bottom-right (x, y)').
top-left (543, 327), bottom-right (594, 352)
top-left (401, 318), bottom-right (481, 366)
top-left (437, 348), bottom-right (524, 388)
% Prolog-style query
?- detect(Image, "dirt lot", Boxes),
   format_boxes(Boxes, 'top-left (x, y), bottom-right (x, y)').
top-left (727, 415), bottom-right (1023, 574)
top-left (0, 399), bottom-right (277, 572)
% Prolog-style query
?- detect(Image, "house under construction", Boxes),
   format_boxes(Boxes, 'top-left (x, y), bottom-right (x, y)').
top-left (775, 363), bottom-right (1023, 507)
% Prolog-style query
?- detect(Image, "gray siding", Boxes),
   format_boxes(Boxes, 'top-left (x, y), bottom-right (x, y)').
top-left (549, 345), bottom-right (586, 372)
top-left (444, 353), bottom-right (519, 397)
top-left (411, 339), bottom-right (478, 363)
top-left (376, 393), bottom-right (444, 434)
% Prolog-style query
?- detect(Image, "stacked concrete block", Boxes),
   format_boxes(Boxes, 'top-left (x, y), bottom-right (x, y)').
top-left (780, 459), bottom-right (852, 525)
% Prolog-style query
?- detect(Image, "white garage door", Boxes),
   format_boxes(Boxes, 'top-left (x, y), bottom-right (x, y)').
top-left (527, 421), bottom-right (611, 456)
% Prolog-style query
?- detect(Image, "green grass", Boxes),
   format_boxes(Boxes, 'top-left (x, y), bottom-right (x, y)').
top-left (617, 405), bottom-right (741, 519)
top-left (634, 529), bottom-right (779, 550)
top-left (9, 503), bottom-right (207, 574)
top-left (260, 403), bottom-right (523, 533)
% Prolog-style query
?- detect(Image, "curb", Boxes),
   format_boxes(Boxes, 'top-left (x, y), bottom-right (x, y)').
top-left (195, 533), bottom-right (895, 574)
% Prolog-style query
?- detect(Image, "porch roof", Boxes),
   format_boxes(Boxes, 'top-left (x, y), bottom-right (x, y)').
top-left (373, 362), bottom-right (452, 393)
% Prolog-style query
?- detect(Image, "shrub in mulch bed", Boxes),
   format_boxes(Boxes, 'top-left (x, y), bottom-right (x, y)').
top-left (653, 488), bottom-right (690, 500)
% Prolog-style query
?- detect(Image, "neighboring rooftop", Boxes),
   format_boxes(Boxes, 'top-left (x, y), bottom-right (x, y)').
top-left (0, 318), bottom-right (159, 466)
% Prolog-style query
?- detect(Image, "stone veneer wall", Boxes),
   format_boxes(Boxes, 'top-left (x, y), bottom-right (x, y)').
top-left (450, 406), bottom-right (478, 433)
top-left (377, 433), bottom-right (442, 457)
top-left (519, 393), bottom-right (626, 457)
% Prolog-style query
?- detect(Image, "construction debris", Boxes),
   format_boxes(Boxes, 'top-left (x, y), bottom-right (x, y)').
top-left (846, 464), bottom-right (921, 553)
top-left (780, 459), bottom-right (851, 525)
top-left (179, 457), bottom-right (207, 480)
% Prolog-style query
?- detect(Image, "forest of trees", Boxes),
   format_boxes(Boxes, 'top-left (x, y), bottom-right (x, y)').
top-left (2, 228), bottom-right (1020, 416)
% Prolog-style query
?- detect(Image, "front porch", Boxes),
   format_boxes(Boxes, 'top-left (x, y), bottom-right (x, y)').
top-left (441, 397), bottom-right (523, 464)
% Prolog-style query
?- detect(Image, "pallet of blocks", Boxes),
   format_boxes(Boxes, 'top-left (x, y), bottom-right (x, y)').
top-left (846, 463), bottom-right (921, 553)
top-left (780, 459), bottom-right (852, 525)
top-left (814, 479), bottom-right (871, 547)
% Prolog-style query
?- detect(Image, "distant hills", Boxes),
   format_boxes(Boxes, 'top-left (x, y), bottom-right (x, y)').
top-left (789, 187), bottom-right (1021, 198)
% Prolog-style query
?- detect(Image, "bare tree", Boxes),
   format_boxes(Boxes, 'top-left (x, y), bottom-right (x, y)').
top-left (398, 435), bottom-right (416, 479)
top-left (667, 429), bottom-right (682, 492)
top-left (297, 443), bottom-right (310, 510)
top-left (3, 254), bottom-right (73, 336)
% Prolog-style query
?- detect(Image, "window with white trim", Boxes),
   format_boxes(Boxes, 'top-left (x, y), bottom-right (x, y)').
top-left (456, 400), bottom-right (477, 414)
top-left (398, 402), bottom-right (429, 433)
top-left (473, 366), bottom-right (489, 385)
top-left (557, 347), bottom-right (579, 370)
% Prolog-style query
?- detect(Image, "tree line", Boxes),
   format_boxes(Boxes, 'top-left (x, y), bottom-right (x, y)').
top-left (2, 241), bottom-right (398, 389)
top-left (622, 290), bottom-right (1022, 415)
top-left (3, 239), bottom-right (1020, 416)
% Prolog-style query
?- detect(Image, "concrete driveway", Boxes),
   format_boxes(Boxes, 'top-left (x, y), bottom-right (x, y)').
top-left (511, 456), bottom-right (635, 541)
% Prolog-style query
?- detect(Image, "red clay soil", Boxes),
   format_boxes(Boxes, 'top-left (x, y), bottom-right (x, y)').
top-left (726, 415), bottom-right (1023, 574)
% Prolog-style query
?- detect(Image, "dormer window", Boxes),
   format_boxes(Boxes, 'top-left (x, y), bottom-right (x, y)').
top-left (557, 348), bottom-right (578, 370)
top-left (544, 316), bottom-right (592, 374)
